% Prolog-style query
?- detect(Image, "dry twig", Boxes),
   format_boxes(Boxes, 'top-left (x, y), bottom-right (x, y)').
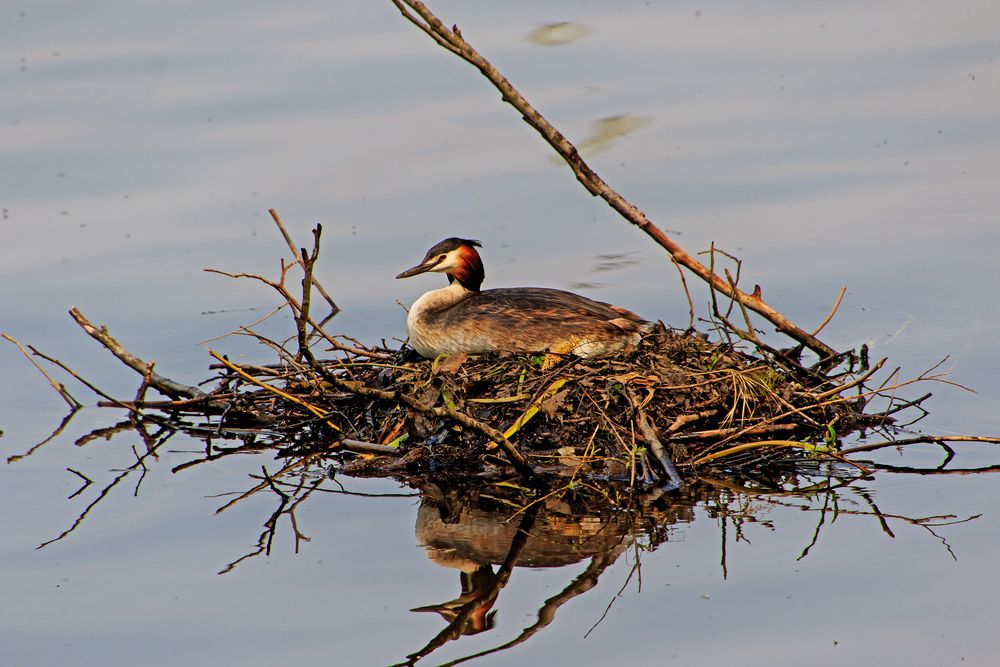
top-left (391, 0), bottom-right (838, 359)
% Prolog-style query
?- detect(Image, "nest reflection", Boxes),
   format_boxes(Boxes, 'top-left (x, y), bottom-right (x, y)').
top-left (12, 408), bottom-right (983, 666)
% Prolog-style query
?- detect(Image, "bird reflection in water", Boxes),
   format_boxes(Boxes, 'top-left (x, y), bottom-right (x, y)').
top-left (400, 479), bottom-right (705, 664)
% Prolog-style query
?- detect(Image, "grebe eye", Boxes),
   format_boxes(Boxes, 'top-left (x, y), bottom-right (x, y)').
top-left (438, 254), bottom-right (447, 261)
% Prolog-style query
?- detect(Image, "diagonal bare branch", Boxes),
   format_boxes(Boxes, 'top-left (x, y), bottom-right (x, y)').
top-left (393, 0), bottom-right (838, 358)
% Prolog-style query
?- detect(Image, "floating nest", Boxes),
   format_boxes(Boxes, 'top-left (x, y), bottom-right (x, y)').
top-left (120, 319), bottom-right (887, 488)
top-left (49, 219), bottom-right (941, 492)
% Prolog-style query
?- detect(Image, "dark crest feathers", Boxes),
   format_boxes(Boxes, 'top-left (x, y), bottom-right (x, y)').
top-left (420, 237), bottom-right (482, 264)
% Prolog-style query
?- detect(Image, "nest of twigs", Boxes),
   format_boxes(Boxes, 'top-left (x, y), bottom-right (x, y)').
top-left (201, 323), bottom-right (884, 487)
top-left (55, 217), bottom-right (935, 491)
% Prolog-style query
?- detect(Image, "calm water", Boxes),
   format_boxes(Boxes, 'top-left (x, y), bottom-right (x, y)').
top-left (3, 1), bottom-right (1000, 665)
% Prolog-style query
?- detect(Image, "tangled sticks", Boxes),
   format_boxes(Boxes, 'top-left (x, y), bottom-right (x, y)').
top-left (60, 213), bottom-right (929, 492)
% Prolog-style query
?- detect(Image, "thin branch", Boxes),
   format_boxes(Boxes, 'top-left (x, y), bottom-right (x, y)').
top-left (209, 349), bottom-right (341, 432)
top-left (2, 334), bottom-right (82, 409)
top-left (628, 388), bottom-right (682, 488)
top-left (68, 308), bottom-right (207, 401)
top-left (340, 438), bottom-right (404, 456)
top-left (204, 267), bottom-right (393, 359)
top-left (393, 0), bottom-right (838, 358)
top-left (813, 358), bottom-right (887, 401)
top-left (670, 256), bottom-right (695, 331)
top-left (840, 435), bottom-right (1000, 456)
top-left (269, 208), bottom-right (339, 315)
top-left (811, 287), bottom-right (847, 336)
top-left (294, 225), bottom-right (321, 360)
top-left (30, 346), bottom-right (131, 409)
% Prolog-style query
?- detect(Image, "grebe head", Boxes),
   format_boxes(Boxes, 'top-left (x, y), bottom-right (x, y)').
top-left (395, 237), bottom-right (485, 291)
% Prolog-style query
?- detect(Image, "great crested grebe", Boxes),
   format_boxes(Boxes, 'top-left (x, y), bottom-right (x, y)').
top-left (396, 237), bottom-right (654, 359)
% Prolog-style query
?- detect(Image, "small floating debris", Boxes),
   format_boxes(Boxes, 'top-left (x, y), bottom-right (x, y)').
top-left (577, 115), bottom-right (652, 156)
top-left (527, 22), bottom-right (591, 47)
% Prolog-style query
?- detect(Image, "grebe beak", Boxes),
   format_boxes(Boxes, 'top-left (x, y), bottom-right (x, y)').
top-left (395, 259), bottom-right (439, 279)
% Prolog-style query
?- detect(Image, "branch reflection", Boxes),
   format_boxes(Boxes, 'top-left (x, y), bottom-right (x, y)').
top-left (15, 415), bottom-right (986, 665)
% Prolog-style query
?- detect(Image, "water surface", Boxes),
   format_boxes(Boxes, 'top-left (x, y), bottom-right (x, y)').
top-left (3, 1), bottom-right (999, 665)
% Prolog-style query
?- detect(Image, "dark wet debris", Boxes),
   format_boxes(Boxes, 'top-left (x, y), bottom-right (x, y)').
top-left (190, 325), bottom-right (888, 486)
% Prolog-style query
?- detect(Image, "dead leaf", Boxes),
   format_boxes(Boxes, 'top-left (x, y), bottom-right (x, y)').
top-left (432, 351), bottom-right (468, 375)
top-left (541, 389), bottom-right (570, 419)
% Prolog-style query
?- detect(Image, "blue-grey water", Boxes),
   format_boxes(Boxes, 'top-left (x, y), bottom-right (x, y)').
top-left (3, 1), bottom-right (999, 665)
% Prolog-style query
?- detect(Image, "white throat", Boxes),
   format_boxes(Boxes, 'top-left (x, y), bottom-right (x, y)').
top-left (407, 281), bottom-right (471, 326)
top-left (405, 281), bottom-right (475, 357)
